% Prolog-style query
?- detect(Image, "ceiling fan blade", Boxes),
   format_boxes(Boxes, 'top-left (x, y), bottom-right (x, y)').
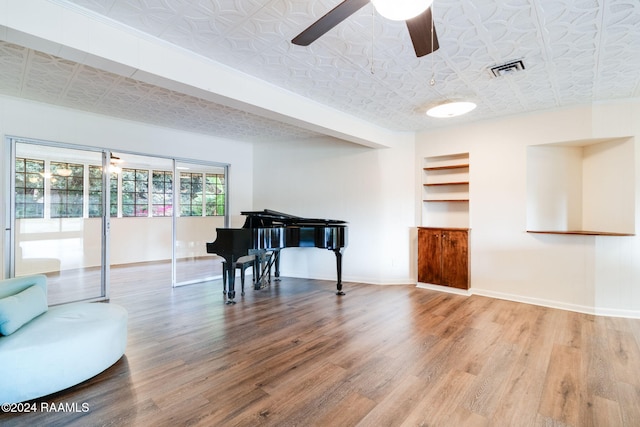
top-left (406, 7), bottom-right (439, 57)
top-left (292, 0), bottom-right (371, 46)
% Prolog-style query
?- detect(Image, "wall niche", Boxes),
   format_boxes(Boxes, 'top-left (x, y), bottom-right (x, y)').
top-left (526, 137), bottom-right (635, 236)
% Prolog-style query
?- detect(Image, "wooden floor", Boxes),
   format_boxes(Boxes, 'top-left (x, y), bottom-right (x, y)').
top-left (2, 267), bottom-right (640, 426)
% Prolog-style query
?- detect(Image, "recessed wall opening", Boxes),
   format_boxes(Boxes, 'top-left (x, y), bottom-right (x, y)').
top-left (526, 137), bottom-right (635, 236)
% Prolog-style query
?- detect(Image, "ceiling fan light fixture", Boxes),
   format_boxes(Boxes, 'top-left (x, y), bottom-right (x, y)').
top-left (426, 100), bottom-right (477, 118)
top-left (371, 0), bottom-right (433, 21)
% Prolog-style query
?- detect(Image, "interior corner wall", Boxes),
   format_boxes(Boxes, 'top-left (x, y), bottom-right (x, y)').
top-left (416, 100), bottom-right (640, 318)
top-left (252, 136), bottom-right (417, 285)
top-left (0, 94), bottom-right (254, 279)
top-left (526, 145), bottom-right (584, 231)
top-left (582, 137), bottom-right (635, 233)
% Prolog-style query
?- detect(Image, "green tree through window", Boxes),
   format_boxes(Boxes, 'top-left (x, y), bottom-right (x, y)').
top-left (152, 171), bottom-right (173, 216)
top-left (180, 172), bottom-right (225, 216)
top-left (15, 158), bottom-right (45, 218)
top-left (180, 172), bottom-right (202, 216)
top-left (122, 168), bottom-right (148, 217)
top-left (205, 174), bottom-right (225, 216)
top-left (88, 165), bottom-right (118, 217)
top-left (50, 162), bottom-right (84, 218)
top-left (15, 155), bottom-right (224, 219)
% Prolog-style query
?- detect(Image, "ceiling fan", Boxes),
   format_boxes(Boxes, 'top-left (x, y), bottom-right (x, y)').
top-left (292, 0), bottom-right (439, 57)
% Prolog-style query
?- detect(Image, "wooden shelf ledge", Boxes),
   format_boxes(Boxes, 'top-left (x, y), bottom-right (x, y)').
top-left (424, 182), bottom-right (469, 186)
top-left (419, 226), bottom-right (471, 231)
top-left (423, 199), bottom-right (469, 202)
top-left (527, 230), bottom-right (635, 236)
top-left (424, 164), bottom-right (469, 171)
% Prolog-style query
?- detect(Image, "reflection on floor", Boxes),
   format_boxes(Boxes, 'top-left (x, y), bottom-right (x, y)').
top-left (44, 256), bottom-right (223, 305)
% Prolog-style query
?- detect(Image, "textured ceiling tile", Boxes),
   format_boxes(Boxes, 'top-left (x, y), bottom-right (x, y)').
top-left (3, 0), bottom-right (639, 140)
top-left (0, 42), bottom-right (29, 95)
top-left (107, 0), bottom-right (193, 36)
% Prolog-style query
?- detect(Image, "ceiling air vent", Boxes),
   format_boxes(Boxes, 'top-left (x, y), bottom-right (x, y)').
top-left (489, 59), bottom-right (525, 77)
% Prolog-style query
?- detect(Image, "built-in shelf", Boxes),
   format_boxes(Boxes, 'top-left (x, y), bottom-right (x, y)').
top-left (424, 199), bottom-right (469, 202)
top-left (424, 164), bottom-right (469, 171)
top-left (422, 153), bottom-right (470, 228)
top-left (527, 230), bottom-right (635, 236)
top-left (424, 182), bottom-right (469, 186)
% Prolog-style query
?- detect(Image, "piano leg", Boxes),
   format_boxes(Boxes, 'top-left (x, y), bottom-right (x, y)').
top-left (253, 250), bottom-right (268, 290)
top-left (223, 255), bottom-right (237, 304)
top-left (334, 248), bottom-right (345, 295)
top-left (274, 249), bottom-right (281, 282)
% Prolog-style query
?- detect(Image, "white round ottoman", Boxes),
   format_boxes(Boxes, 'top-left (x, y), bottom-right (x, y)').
top-left (0, 301), bottom-right (128, 404)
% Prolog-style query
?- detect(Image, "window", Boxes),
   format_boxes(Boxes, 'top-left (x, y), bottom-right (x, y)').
top-left (180, 172), bottom-right (202, 216)
top-left (88, 166), bottom-right (118, 217)
top-left (13, 155), bottom-right (225, 219)
top-left (152, 171), bottom-right (173, 217)
top-left (121, 168), bottom-right (149, 217)
top-left (50, 162), bottom-right (84, 218)
top-left (88, 165), bottom-right (102, 217)
top-left (180, 172), bottom-right (225, 217)
top-left (15, 158), bottom-right (45, 218)
top-left (109, 172), bottom-right (118, 217)
top-left (205, 174), bottom-right (225, 216)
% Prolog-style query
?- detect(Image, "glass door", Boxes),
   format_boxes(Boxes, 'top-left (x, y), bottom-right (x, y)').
top-left (174, 161), bottom-right (227, 286)
top-left (7, 140), bottom-right (230, 300)
top-left (10, 140), bottom-right (107, 305)
top-left (108, 152), bottom-right (174, 291)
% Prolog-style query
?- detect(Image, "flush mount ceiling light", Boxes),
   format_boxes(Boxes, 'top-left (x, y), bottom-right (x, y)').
top-left (109, 154), bottom-right (123, 173)
top-left (426, 100), bottom-right (477, 118)
top-left (371, 0), bottom-right (433, 21)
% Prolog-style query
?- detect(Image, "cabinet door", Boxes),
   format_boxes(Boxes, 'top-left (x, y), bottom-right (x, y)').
top-left (418, 228), bottom-right (442, 284)
top-left (441, 230), bottom-right (469, 289)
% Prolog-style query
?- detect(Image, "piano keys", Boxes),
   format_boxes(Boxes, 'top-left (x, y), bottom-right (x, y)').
top-left (206, 209), bottom-right (348, 304)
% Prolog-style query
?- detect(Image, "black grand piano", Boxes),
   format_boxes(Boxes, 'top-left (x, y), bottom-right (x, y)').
top-left (206, 209), bottom-right (348, 304)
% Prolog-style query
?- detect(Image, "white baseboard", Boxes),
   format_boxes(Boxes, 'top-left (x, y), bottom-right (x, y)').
top-left (416, 283), bottom-right (640, 319)
top-left (471, 288), bottom-right (598, 316)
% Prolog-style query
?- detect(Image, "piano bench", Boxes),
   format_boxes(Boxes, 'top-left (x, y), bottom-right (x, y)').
top-left (222, 256), bottom-right (256, 296)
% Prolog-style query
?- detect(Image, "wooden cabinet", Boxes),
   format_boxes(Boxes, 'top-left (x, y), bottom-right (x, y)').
top-left (419, 153), bottom-right (470, 289)
top-left (418, 227), bottom-right (469, 290)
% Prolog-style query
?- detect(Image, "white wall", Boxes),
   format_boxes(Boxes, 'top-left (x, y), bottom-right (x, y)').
top-left (0, 94), bottom-right (254, 278)
top-left (526, 145), bottom-right (584, 231)
top-left (252, 100), bottom-right (640, 318)
top-left (252, 136), bottom-right (417, 285)
top-left (416, 100), bottom-right (640, 318)
top-left (3, 91), bottom-right (638, 318)
top-left (582, 138), bottom-right (635, 233)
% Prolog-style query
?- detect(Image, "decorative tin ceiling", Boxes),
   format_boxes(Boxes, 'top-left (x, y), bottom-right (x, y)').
top-left (0, 0), bottom-right (639, 143)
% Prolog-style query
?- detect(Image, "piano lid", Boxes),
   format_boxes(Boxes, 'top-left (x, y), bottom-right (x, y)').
top-left (241, 209), bottom-right (347, 227)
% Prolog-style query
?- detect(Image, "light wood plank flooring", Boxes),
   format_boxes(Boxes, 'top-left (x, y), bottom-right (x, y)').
top-left (2, 266), bottom-right (640, 426)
